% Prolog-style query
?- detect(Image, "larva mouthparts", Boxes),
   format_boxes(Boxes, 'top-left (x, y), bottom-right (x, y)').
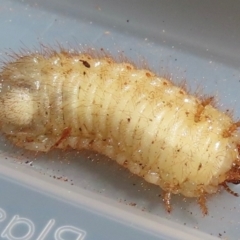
top-left (0, 47), bottom-right (240, 215)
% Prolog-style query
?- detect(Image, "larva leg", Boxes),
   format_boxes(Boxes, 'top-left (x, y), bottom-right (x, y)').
top-left (197, 194), bottom-right (208, 215)
top-left (52, 127), bottom-right (71, 149)
top-left (163, 192), bottom-right (172, 213)
top-left (194, 96), bottom-right (214, 122)
top-left (224, 157), bottom-right (240, 186)
top-left (221, 182), bottom-right (239, 197)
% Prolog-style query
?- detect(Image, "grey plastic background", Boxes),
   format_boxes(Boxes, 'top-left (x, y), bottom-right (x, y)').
top-left (0, 0), bottom-right (240, 239)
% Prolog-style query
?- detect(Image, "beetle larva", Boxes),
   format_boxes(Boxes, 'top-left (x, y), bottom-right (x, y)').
top-left (0, 49), bottom-right (240, 215)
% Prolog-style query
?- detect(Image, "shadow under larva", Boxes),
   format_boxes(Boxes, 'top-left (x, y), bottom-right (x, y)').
top-left (0, 46), bottom-right (240, 215)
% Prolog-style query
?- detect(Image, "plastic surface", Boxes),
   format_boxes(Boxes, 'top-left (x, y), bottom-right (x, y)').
top-left (0, 0), bottom-right (240, 239)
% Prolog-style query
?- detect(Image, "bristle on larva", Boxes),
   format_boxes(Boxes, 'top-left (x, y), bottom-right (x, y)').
top-left (0, 47), bottom-right (240, 215)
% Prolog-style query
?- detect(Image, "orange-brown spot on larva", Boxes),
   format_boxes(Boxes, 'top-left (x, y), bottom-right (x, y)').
top-left (65, 69), bottom-right (72, 74)
top-left (177, 80), bottom-right (188, 93)
top-left (194, 96), bottom-right (214, 122)
top-left (198, 163), bottom-right (202, 171)
top-left (26, 137), bottom-right (34, 143)
top-left (166, 102), bottom-right (173, 108)
top-left (126, 65), bottom-right (133, 70)
top-left (163, 81), bottom-right (168, 86)
top-left (222, 121), bottom-right (240, 138)
top-left (86, 55), bottom-right (92, 60)
top-left (145, 71), bottom-right (152, 78)
top-left (60, 50), bottom-right (70, 58)
top-left (88, 139), bottom-right (94, 146)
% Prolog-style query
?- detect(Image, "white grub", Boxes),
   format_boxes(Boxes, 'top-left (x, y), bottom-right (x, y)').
top-left (0, 47), bottom-right (240, 215)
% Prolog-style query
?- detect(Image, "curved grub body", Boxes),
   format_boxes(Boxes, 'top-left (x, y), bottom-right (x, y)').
top-left (0, 49), bottom-right (240, 214)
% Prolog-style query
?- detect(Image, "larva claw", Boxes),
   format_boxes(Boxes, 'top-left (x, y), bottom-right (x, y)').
top-left (221, 182), bottom-right (239, 197)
